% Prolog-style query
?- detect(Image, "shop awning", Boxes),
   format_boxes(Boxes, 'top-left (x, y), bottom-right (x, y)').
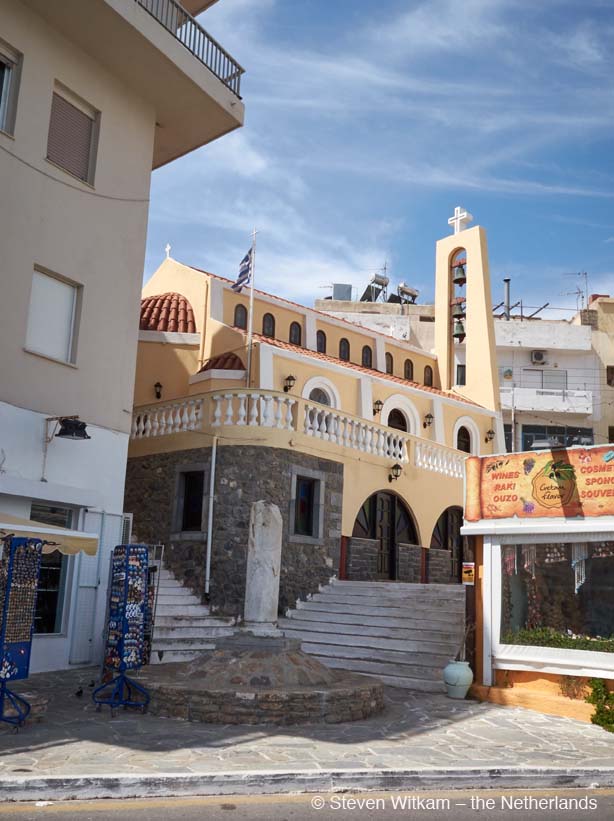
top-left (0, 514), bottom-right (98, 556)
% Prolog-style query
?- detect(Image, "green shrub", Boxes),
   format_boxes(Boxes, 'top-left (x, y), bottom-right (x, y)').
top-left (501, 628), bottom-right (614, 653)
top-left (586, 678), bottom-right (614, 732)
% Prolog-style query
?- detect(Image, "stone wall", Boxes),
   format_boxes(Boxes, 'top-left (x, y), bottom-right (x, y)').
top-left (346, 539), bottom-right (422, 582)
top-left (397, 543), bottom-right (422, 583)
top-left (427, 548), bottom-right (455, 584)
top-left (124, 445), bottom-right (343, 617)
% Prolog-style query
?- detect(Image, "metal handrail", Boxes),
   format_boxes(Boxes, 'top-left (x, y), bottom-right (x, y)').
top-left (135, 0), bottom-right (245, 97)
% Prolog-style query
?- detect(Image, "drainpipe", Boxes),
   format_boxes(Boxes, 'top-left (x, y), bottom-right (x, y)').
top-left (504, 278), bottom-right (511, 321)
top-left (205, 436), bottom-right (218, 597)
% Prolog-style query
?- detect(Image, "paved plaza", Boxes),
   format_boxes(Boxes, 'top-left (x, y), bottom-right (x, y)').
top-left (1, 667), bottom-right (614, 800)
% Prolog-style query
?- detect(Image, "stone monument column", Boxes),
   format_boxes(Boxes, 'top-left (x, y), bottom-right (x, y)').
top-left (243, 500), bottom-right (283, 635)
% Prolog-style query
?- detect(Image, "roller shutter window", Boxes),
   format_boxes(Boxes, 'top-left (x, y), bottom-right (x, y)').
top-left (47, 92), bottom-right (95, 183)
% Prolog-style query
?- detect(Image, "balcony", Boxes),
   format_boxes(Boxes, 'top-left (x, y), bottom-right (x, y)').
top-left (130, 390), bottom-right (467, 480)
top-left (23, 0), bottom-right (245, 167)
top-left (136, 0), bottom-right (244, 97)
top-left (499, 386), bottom-right (593, 415)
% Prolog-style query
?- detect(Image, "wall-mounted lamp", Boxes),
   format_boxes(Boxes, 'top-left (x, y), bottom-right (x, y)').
top-left (41, 415), bottom-right (90, 482)
top-left (485, 429), bottom-right (496, 443)
top-left (423, 412), bottom-right (434, 429)
top-left (373, 399), bottom-right (384, 416)
top-left (154, 382), bottom-right (163, 400)
top-left (388, 463), bottom-right (402, 483)
top-left (283, 375), bottom-right (296, 393)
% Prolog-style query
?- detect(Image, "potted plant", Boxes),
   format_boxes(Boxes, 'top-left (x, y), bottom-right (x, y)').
top-left (443, 624), bottom-right (474, 699)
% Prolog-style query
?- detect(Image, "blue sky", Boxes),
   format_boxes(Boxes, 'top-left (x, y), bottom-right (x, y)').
top-left (144, 0), bottom-right (614, 318)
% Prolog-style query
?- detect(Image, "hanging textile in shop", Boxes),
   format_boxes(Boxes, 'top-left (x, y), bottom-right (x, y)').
top-left (0, 537), bottom-right (43, 727)
top-left (502, 545), bottom-right (517, 576)
top-left (571, 543), bottom-right (588, 594)
top-left (521, 544), bottom-right (537, 579)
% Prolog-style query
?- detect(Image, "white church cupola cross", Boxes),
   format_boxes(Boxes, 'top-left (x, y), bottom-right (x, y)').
top-left (448, 206), bottom-right (473, 235)
top-left (165, 243), bottom-right (171, 259)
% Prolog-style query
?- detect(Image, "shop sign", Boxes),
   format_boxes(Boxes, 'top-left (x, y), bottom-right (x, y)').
top-left (461, 562), bottom-right (475, 585)
top-left (465, 444), bottom-right (614, 521)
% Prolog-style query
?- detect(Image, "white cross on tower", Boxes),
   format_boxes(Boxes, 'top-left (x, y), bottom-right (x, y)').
top-left (165, 242), bottom-right (171, 259)
top-left (448, 206), bottom-right (473, 235)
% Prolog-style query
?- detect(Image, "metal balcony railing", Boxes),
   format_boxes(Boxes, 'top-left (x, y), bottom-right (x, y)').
top-left (136, 0), bottom-right (245, 97)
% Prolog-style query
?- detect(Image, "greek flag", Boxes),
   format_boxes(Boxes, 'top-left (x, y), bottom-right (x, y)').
top-left (231, 248), bottom-right (252, 292)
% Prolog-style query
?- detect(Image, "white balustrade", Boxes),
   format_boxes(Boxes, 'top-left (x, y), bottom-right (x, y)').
top-left (414, 440), bottom-right (465, 478)
top-left (302, 403), bottom-right (411, 463)
top-left (211, 392), bottom-right (296, 430)
top-left (130, 398), bottom-right (204, 439)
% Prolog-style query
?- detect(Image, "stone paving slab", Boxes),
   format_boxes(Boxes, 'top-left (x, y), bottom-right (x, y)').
top-left (1, 667), bottom-right (614, 801)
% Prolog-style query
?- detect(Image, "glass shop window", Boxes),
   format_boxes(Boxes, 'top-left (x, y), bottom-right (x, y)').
top-left (30, 503), bottom-right (72, 634)
top-left (500, 542), bottom-right (614, 653)
top-left (294, 476), bottom-right (318, 537)
top-left (179, 470), bottom-right (205, 531)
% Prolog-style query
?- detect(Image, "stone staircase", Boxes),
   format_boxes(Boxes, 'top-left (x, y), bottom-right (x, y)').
top-left (279, 579), bottom-right (466, 692)
top-left (150, 567), bottom-right (235, 664)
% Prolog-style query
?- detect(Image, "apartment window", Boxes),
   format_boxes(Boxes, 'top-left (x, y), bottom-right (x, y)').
top-left (385, 352), bottom-right (394, 374)
top-left (339, 338), bottom-right (350, 361)
top-left (289, 321), bottom-right (302, 346)
top-left (504, 424), bottom-right (513, 453)
top-left (47, 88), bottom-right (98, 183)
top-left (424, 365), bottom-right (433, 387)
top-left (262, 312), bottom-right (275, 338)
top-left (25, 269), bottom-right (80, 364)
top-left (607, 366), bottom-right (614, 387)
top-left (362, 345), bottom-right (373, 368)
top-left (404, 359), bottom-right (414, 381)
top-left (457, 426), bottom-right (472, 454)
top-left (234, 304), bottom-right (247, 330)
top-left (294, 476), bottom-right (316, 536)
top-left (456, 364), bottom-right (466, 386)
top-left (290, 469), bottom-right (324, 542)
top-left (0, 41), bottom-right (20, 135)
top-left (177, 470), bottom-right (205, 532)
top-left (31, 504), bottom-right (72, 634)
top-left (316, 330), bottom-right (327, 354)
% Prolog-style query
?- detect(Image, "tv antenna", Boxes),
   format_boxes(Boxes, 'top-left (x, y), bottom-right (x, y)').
top-left (562, 272), bottom-right (589, 309)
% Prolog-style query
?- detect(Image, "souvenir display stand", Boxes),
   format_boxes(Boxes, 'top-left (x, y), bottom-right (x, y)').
top-left (93, 544), bottom-right (150, 712)
top-left (0, 536), bottom-right (43, 728)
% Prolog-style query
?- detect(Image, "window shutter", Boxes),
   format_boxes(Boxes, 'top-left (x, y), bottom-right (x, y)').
top-left (47, 92), bottom-right (94, 182)
top-left (121, 513), bottom-right (133, 545)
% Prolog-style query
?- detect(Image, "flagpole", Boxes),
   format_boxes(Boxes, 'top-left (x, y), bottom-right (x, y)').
top-left (246, 228), bottom-right (256, 388)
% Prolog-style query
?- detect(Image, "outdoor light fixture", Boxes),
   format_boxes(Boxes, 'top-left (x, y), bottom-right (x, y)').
top-left (485, 429), bottom-right (496, 443)
top-left (41, 415), bottom-right (90, 482)
top-left (283, 375), bottom-right (296, 393)
top-left (423, 412), bottom-right (434, 428)
top-left (373, 399), bottom-right (384, 416)
top-left (154, 382), bottom-right (163, 399)
top-left (388, 463), bottom-right (402, 483)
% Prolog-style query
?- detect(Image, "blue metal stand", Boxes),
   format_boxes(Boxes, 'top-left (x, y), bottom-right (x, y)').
top-left (92, 670), bottom-right (149, 712)
top-left (0, 681), bottom-right (30, 727)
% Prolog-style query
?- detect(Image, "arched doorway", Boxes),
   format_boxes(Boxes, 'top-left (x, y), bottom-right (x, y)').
top-left (430, 506), bottom-right (465, 582)
top-left (352, 492), bottom-right (418, 580)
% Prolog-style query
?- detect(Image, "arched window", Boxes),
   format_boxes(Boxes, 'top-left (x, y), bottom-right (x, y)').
top-left (385, 352), bottom-right (393, 375)
top-left (262, 312), bottom-right (275, 338)
top-left (289, 321), bottom-right (302, 346)
top-left (387, 409), bottom-right (407, 432)
top-left (362, 345), bottom-right (373, 368)
top-left (234, 304), bottom-right (247, 330)
top-left (457, 426), bottom-right (472, 454)
top-left (316, 330), bottom-right (327, 353)
top-left (339, 338), bottom-right (350, 361)
top-left (309, 387), bottom-right (331, 406)
top-left (424, 365), bottom-right (433, 386)
top-left (404, 359), bottom-right (414, 381)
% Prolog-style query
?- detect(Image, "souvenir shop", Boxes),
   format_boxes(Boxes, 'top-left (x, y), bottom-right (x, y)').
top-left (463, 444), bottom-right (614, 720)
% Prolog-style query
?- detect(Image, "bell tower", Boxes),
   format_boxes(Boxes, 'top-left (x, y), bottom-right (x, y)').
top-left (434, 207), bottom-right (500, 412)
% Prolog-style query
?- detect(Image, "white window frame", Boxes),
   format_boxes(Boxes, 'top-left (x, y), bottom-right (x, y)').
top-left (301, 376), bottom-right (341, 409)
top-left (25, 267), bottom-right (82, 366)
top-left (0, 39), bottom-right (21, 135)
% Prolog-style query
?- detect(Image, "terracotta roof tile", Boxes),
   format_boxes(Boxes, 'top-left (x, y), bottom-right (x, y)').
top-left (249, 333), bottom-right (480, 407)
top-left (199, 352), bottom-right (245, 373)
top-left (140, 293), bottom-right (196, 334)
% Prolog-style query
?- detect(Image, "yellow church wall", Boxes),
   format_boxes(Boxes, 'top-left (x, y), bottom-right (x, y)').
top-left (133, 340), bottom-right (200, 406)
top-left (142, 258), bottom-right (209, 333)
top-left (442, 402), bottom-right (498, 454)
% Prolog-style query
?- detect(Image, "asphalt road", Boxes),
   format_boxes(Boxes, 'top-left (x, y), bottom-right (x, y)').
top-left (1, 791), bottom-right (613, 821)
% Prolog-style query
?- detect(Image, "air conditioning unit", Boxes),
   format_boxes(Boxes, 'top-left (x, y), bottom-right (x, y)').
top-left (530, 350), bottom-right (547, 365)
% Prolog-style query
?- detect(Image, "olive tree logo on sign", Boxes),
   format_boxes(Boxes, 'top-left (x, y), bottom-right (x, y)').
top-left (531, 460), bottom-right (577, 509)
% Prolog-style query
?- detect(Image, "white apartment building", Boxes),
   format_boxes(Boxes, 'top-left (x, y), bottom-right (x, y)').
top-left (0, 0), bottom-right (244, 672)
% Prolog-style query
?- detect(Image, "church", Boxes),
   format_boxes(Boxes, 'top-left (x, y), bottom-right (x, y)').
top-left (123, 209), bottom-right (503, 687)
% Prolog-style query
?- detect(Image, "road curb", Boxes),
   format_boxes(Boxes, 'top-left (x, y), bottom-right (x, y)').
top-left (2, 767), bottom-right (614, 802)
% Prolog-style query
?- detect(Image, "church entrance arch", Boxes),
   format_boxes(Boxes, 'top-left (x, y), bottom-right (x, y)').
top-left (352, 492), bottom-right (419, 580)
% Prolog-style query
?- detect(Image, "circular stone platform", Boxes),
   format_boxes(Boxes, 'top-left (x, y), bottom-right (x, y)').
top-left (138, 634), bottom-right (384, 725)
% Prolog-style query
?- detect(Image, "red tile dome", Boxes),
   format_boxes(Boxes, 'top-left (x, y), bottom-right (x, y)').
top-left (198, 352), bottom-right (245, 373)
top-left (140, 293), bottom-right (196, 334)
